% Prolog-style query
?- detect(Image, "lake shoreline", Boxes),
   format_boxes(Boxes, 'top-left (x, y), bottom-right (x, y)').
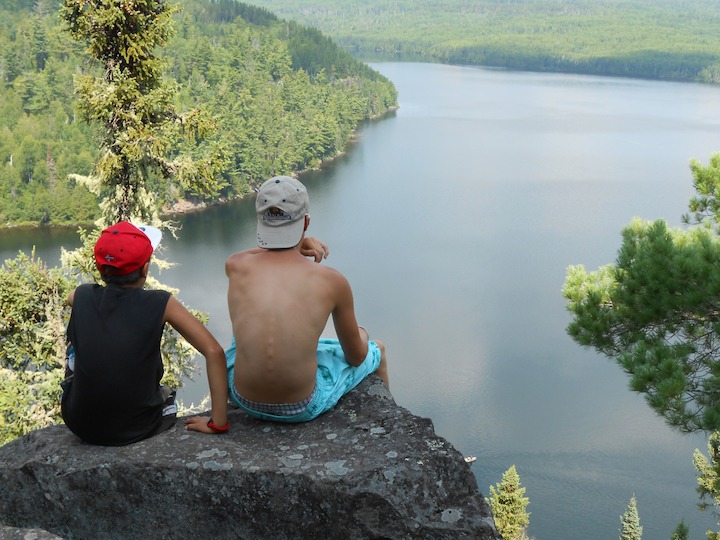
top-left (0, 108), bottom-right (399, 233)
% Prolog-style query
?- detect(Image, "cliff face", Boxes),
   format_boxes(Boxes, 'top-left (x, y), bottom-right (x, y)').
top-left (0, 376), bottom-right (500, 539)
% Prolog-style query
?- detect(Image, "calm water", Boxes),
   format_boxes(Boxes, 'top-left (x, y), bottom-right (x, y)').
top-left (4, 62), bottom-right (720, 539)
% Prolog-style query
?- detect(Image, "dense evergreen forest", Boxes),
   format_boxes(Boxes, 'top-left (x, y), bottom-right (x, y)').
top-left (247, 0), bottom-right (720, 83)
top-left (0, 0), bottom-right (397, 227)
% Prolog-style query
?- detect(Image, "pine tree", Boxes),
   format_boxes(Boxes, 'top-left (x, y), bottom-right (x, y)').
top-left (693, 433), bottom-right (720, 539)
top-left (563, 153), bottom-right (720, 433)
top-left (60, 0), bottom-right (225, 223)
top-left (619, 496), bottom-right (642, 540)
top-left (56, 0), bottom-right (210, 386)
top-left (488, 465), bottom-right (530, 540)
top-left (670, 519), bottom-right (689, 540)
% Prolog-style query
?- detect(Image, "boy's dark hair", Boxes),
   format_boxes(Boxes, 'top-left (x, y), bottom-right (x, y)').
top-left (99, 261), bottom-right (148, 285)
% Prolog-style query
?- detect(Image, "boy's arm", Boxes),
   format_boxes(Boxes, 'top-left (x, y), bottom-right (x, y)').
top-left (331, 271), bottom-right (369, 366)
top-left (224, 237), bottom-right (329, 269)
top-left (162, 296), bottom-right (229, 434)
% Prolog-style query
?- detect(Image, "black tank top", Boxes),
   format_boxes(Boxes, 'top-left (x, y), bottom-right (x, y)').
top-left (61, 283), bottom-right (171, 445)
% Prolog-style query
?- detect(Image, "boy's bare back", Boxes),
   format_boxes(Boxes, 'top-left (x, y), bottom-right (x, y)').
top-left (226, 244), bottom-right (367, 404)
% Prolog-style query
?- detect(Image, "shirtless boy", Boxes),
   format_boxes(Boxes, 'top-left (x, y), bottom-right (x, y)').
top-left (189, 176), bottom-right (388, 425)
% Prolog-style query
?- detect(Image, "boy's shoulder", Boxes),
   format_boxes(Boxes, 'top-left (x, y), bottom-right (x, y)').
top-left (73, 282), bottom-right (101, 298)
top-left (226, 248), bottom-right (260, 270)
top-left (77, 282), bottom-right (100, 291)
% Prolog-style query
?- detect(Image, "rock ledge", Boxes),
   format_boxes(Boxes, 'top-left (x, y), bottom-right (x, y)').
top-left (0, 377), bottom-right (500, 539)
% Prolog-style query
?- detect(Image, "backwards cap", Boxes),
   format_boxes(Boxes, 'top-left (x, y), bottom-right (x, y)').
top-left (256, 176), bottom-right (309, 249)
top-left (94, 221), bottom-right (162, 275)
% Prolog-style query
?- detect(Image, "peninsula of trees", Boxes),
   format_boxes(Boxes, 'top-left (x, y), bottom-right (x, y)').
top-left (0, 0), bottom-right (398, 227)
top-left (247, 0), bottom-right (720, 84)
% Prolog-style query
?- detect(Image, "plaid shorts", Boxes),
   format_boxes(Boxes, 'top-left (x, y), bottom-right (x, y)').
top-left (231, 386), bottom-right (316, 416)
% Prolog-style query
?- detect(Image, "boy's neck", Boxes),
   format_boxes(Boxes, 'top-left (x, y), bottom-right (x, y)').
top-left (106, 278), bottom-right (146, 288)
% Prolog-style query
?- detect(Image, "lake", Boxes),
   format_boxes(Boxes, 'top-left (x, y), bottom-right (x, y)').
top-left (3, 61), bottom-right (720, 539)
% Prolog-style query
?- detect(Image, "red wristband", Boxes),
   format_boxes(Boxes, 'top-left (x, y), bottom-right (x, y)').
top-left (207, 419), bottom-right (230, 433)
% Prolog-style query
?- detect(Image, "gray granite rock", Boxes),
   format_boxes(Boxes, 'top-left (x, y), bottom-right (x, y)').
top-left (0, 376), bottom-right (500, 539)
top-left (0, 526), bottom-right (64, 539)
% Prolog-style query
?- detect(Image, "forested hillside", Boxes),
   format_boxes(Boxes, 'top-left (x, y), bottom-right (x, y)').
top-left (0, 0), bottom-right (397, 227)
top-left (246, 0), bottom-right (720, 83)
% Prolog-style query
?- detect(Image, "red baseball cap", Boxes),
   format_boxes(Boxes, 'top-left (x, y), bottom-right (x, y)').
top-left (94, 221), bottom-right (162, 275)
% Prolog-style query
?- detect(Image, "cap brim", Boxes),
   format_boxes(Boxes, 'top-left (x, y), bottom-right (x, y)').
top-left (257, 219), bottom-right (305, 249)
top-left (134, 224), bottom-right (162, 250)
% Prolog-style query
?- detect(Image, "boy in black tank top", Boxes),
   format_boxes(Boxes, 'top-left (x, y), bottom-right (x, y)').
top-left (61, 221), bottom-right (229, 446)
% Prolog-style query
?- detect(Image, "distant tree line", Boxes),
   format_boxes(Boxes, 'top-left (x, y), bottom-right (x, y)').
top-left (0, 0), bottom-right (398, 227)
top-left (247, 0), bottom-right (720, 84)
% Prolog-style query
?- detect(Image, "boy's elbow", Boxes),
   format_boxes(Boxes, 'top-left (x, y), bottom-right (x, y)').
top-left (346, 345), bottom-right (369, 366)
top-left (206, 342), bottom-right (226, 361)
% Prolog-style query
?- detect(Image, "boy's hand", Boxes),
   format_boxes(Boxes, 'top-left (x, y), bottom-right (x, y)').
top-left (300, 237), bottom-right (329, 263)
top-left (184, 415), bottom-right (217, 434)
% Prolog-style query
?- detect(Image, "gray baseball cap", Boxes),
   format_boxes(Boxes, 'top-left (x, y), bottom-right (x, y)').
top-left (256, 176), bottom-right (310, 249)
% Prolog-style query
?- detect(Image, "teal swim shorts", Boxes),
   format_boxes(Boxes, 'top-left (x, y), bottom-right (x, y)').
top-left (226, 338), bottom-right (382, 423)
